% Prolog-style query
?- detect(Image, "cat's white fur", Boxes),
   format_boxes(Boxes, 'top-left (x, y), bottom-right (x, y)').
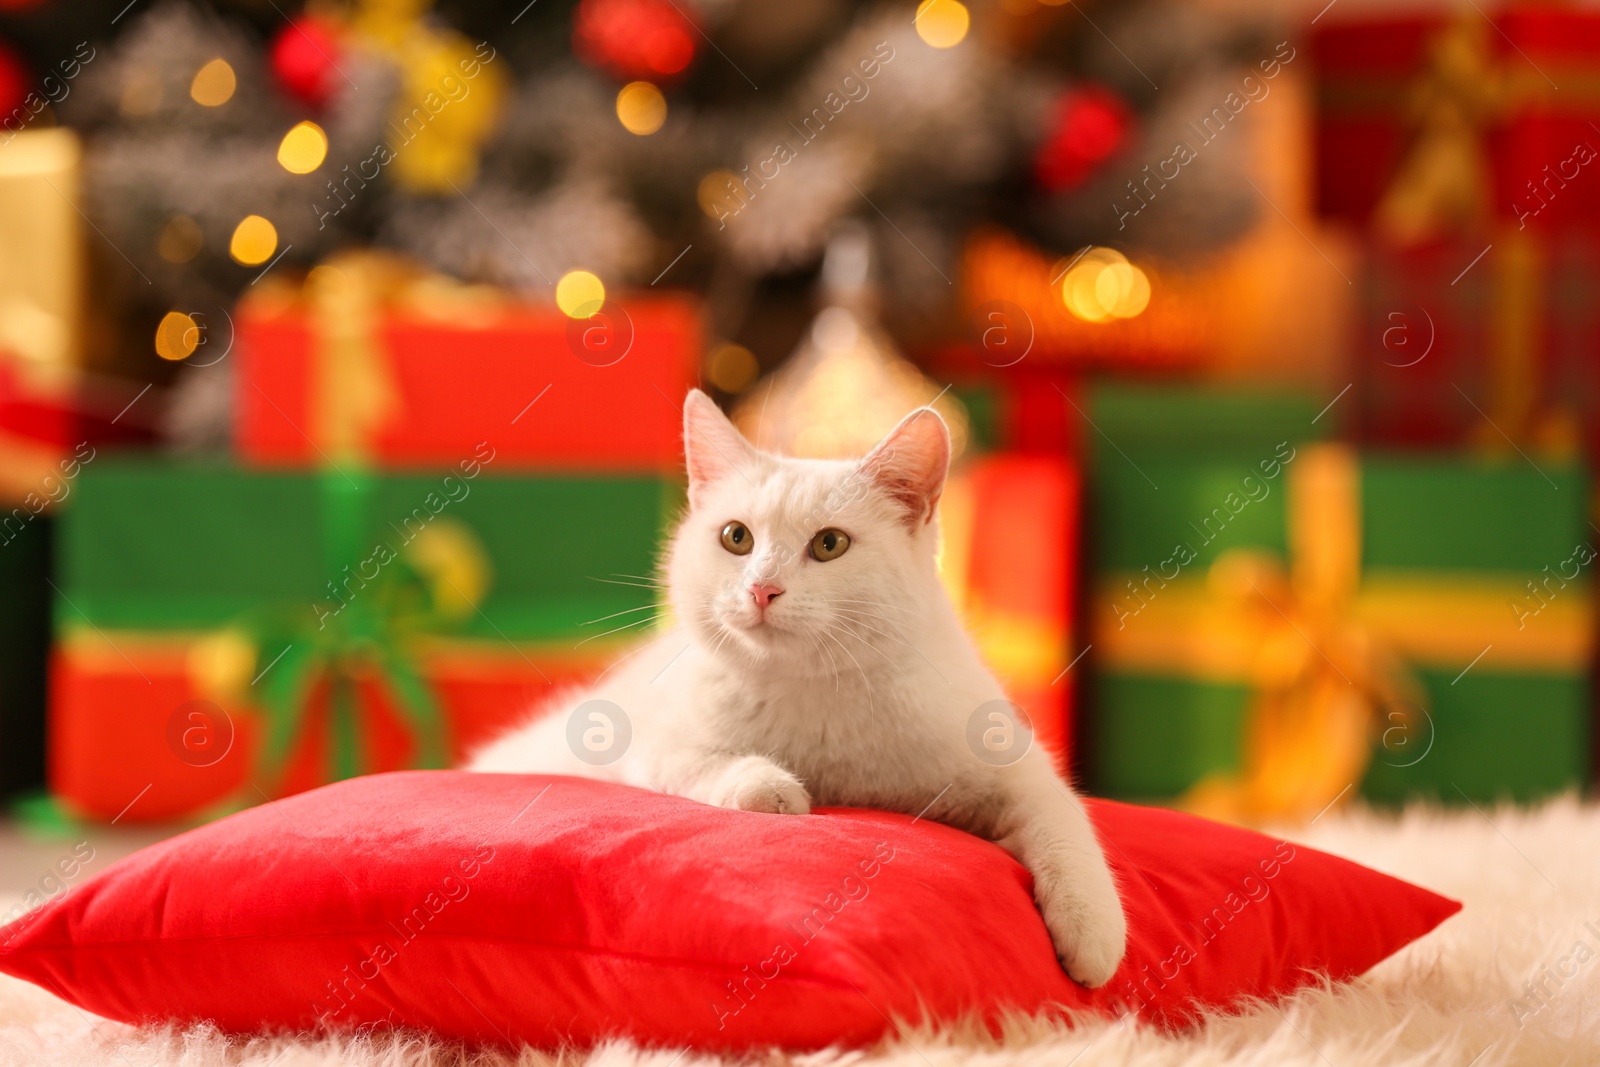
top-left (468, 390), bottom-right (1127, 986)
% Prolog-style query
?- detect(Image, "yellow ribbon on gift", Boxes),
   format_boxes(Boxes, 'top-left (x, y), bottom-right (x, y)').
top-left (286, 250), bottom-right (510, 462)
top-left (1094, 444), bottom-right (1592, 825)
top-left (1337, 13), bottom-right (1596, 450)
top-left (306, 254), bottom-right (407, 465)
top-left (1372, 14), bottom-right (1505, 246)
top-left (939, 467), bottom-right (1069, 690)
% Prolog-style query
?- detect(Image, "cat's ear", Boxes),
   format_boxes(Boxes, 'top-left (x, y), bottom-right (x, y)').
top-left (860, 407), bottom-right (950, 526)
top-left (683, 389), bottom-right (756, 507)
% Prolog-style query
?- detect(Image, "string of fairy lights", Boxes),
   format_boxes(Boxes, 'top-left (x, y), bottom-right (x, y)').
top-left (155, 55), bottom-right (322, 361)
top-left (151, 0), bottom-right (1145, 367)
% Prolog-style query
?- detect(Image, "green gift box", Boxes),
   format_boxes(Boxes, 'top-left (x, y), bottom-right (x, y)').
top-left (48, 458), bottom-right (677, 821)
top-left (1085, 384), bottom-right (1592, 807)
top-left (60, 459), bottom-right (676, 641)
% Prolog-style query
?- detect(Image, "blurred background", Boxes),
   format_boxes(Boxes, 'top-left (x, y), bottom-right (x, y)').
top-left (0, 0), bottom-right (1594, 889)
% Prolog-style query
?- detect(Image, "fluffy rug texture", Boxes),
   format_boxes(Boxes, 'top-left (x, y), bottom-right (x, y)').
top-left (0, 795), bottom-right (1594, 1067)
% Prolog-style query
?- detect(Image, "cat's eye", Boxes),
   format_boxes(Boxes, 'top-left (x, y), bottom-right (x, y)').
top-left (721, 521), bottom-right (754, 555)
top-left (810, 528), bottom-right (850, 562)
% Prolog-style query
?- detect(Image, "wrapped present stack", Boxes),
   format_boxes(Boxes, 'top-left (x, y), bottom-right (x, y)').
top-left (1313, 5), bottom-right (1600, 460)
top-left (44, 231), bottom-right (1094, 821)
top-left (1304, 1), bottom-right (1600, 810)
top-left (1081, 374), bottom-right (1593, 820)
top-left (48, 254), bottom-right (700, 822)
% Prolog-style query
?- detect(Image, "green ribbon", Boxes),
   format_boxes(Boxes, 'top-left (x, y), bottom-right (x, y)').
top-left (245, 468), bottom-right (450, 791)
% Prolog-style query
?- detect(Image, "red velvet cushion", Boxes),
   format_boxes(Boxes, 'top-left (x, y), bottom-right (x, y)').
top-left (0, 772), bottom-right (1459, 1048)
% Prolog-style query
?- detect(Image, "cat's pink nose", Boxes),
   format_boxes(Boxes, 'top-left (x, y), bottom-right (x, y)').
top-left (749, 583), bottom-right (784, 610)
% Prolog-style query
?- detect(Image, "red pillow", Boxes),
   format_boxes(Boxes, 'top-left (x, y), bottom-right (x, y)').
top-left (0, 772), bottom-right (1458, 1048)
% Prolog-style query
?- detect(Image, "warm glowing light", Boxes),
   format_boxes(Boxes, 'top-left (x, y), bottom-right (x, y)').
top-left (1064, 266), bottom-right (1110, 322)
top-left (697, 170), bottom-right (741, 218)
top-left (555, 270), bottom-right (606, 318)
top-left (155, 311), bottom-right (201, 361)
top-left (914, 0), bottom-right (970, 48)
top-left (708, 343), bottom-right (759, 393)
top-left (615, 81), bottom-right (667, 135)
top-left (277, 121), bottom-right (328, 174)
top-left (157, 215), bottom-right (203, 263)
top-left (1116, 264), bottom-right (1151, 317)
top-left (190, 58), bottom-right (237, 107)
top-left (229, 215), bottom-right (278, 266)
top-left (1060, 248), bottom-right (1151, 322)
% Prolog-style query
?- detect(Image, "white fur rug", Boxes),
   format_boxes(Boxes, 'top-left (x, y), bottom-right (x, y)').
top-left (1, 796), bottom-right (1595, 1067)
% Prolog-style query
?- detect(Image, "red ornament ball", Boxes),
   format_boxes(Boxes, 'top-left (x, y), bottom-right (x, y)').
top-left (574, 0), bottom-right (697, 82)
top-left (1033, 84), bottom-right (1133, 194)
top-left (269, 15), bottom-right (345, 111)
top-left (0, 39), bottom-right (28, 119)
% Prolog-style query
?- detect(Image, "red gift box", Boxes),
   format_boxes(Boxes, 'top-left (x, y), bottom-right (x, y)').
top-left (942, 454), bottom-right (1080, 772)
top-left (1354, 230), bottom-right (1600, 456)
top-left (236, 288), bottom-right (701, 472)
top-left (48, 633), bottom-right (615, 822)
top-left (1314, 7), bottom-right (1600, 235)
top-left (0, 362), bottom-right (155, 508)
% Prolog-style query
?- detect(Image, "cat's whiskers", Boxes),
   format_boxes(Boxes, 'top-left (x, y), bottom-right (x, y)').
top-left (611, 573), bottom-right (667, 586)
top-left (831, 608), bottom-right (920, 652)
top-left (593, 634), bottom-right (657, 681)
top-left (818, 624), bottom-right (873, 715)
top-left (587, 576), bottom-right (664, 591)
top-left (831, 596), bottom-right (917, 619)
top-left (804, 629), bottom-right (842, 691)
top-left (832, 603), bottom-right (910, 628)
top-left (826, 612), bottom-right (896, 669)
top-left (838, 604), bottom-right (954, 685)
top-left (825, 598), bottom-right (915, 614)
top-left (580, 603), bottom-right (664, 627)
top-left (831, 593), bottom-right (941, 667)
top-left (576, 613), bottom-right (665, 646)
top-left (706, 610), bottom-right (739, 660)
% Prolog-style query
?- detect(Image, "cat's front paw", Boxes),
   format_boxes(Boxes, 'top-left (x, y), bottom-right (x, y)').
top-left (708, 755), bottom-right (812, 815)
top-left (1039, 872), bottom-right (1127, 988)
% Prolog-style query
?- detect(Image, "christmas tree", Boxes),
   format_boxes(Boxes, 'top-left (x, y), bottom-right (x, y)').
top-left (0, 0), bottom-right (1282, 436)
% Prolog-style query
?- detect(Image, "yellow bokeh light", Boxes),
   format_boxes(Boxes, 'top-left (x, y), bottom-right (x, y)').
top-left (1118, 264), bottom-right (1152, 317)
top-left (616, 81), bottom-right (667, 136)
top-left (155, 311), bottom-right (201, 361)
top-left (708, 343), bottom-right (760, 393)
top-left (697, 170), bottom-right (740, 218)
top-left (915, 0), bottom-right (970, 48)
top-left (190, 58), bottom-right (237, 107)
top-left (1094, 261), bottom-right (1133, 311)
top-left (555, 270), bottom-right (606, 318)
top-left (229, 215), bottom-right (278, 266)
top-left (1061, 248), bottom-right (1152, 322)
top-left (1065, 273), bottom-right (1110, 322)
top-left (277, 121), bottom-right (329, 174)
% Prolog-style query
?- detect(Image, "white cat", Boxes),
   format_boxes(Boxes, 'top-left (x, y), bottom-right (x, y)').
top-left (468, 390), bottom-right (1127, 986)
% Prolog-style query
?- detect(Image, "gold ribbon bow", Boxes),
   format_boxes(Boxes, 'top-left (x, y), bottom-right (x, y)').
top-left (1096, 442), bottom-right (1591, 825)
top-left (1373, 13), bottom-right (1505, 246)
top-left (1181, 447), bottom-right (1424, 824)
